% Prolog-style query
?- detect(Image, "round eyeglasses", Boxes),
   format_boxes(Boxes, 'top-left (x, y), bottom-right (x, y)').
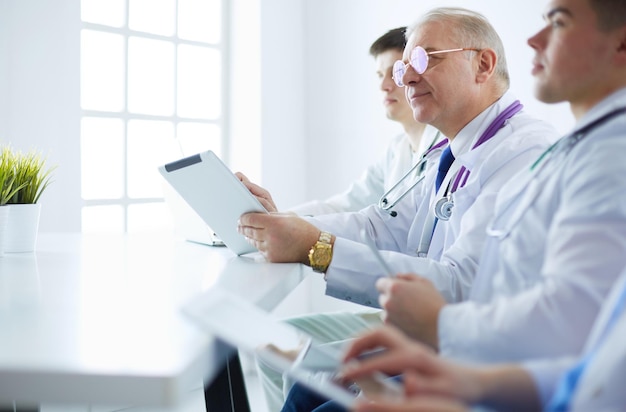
top-left (392, 46), bottom-right (481, 87)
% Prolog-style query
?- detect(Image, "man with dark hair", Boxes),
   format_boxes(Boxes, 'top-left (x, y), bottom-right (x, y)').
top-left (368, 26), bottom-right (406, 56)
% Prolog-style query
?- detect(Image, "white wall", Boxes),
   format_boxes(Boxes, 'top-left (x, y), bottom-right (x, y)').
top-left (0, 0), bottom-right (574, 231)
top-left (0, 1), bottom-right (7, 133)
top-left (0, 0), bottom-right (82, 232)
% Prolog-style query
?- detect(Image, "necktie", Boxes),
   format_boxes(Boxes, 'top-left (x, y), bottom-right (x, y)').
top-left (435, 145), bottom-right (455, 193)
top-left (546, 278), bottom-right (626, 411)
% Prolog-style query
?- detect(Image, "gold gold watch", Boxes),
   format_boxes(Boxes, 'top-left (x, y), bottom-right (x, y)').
top-left (308, 231), bottom-right (333, 273)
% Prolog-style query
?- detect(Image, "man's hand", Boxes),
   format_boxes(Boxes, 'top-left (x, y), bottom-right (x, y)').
top-left (376, 274), bottom-right (446, 349)
top-left (235, 172), bottom-right (279, 213)
top-left (237, 212), bottom-right (320, 263)
top-left (342, 327), bottom-right (540, 412)
top-left (341, 326), bottom-right (478, 412)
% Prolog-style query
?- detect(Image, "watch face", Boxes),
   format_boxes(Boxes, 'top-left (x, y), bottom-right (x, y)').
top-left (313, 246), bottom-right (332, 264)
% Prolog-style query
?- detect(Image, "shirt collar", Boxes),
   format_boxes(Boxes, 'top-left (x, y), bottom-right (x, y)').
top-left (447, 90), bottom-right (517, 158)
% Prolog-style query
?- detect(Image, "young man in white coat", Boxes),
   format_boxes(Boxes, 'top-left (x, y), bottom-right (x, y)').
top-left (341, 262), bottom-right (626, 411)
top-left (288, 27), bottom-right (440, 216)
top-left (238, 7), bottom-right (558, 410)
top-left (281, 0), bottom-right (626, 409)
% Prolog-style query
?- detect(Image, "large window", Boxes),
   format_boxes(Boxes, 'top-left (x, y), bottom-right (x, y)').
top-left (80, 0), bottom-right (225, 233)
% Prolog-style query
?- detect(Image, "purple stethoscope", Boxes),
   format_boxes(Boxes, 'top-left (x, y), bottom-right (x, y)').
top-left (433, 100), bottom-right (523, 221)
top-left (416, 100), bottom-right (523, 256)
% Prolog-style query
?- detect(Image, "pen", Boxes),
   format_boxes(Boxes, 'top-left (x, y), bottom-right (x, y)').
top-left (360, 228), bottom-right (394, 278)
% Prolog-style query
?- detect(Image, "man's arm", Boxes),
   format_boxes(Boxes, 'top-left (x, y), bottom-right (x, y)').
top-left (340, 327), bottom-right (541, 412)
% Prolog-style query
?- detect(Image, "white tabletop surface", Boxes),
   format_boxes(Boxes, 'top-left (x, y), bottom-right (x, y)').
top-left (0, 233), bottom-right (304, 407)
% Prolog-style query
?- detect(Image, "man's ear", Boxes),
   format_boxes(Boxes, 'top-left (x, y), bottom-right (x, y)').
top-left (616, 26), bottom-right (626, 55)
top-left (611, 26), bottom-right (626, 71)
top-left (475, 48), bottom-right (497, 83)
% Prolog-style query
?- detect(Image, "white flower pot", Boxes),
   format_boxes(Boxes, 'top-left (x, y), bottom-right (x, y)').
top-left (0, 206), bottom-right (9, 257)
top-left (5, 203), bottom-right (41, 253)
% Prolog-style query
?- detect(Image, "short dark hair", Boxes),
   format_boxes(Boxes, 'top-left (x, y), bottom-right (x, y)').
top-left (369, 27), bottom-right (407, 57)
top-left (589, 0), bottom-right (626, 31)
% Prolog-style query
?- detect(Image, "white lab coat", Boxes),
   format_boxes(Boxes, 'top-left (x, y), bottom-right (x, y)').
top-left (523, 267), bottom-right (626, 410)
top-left (308, 92), bottom-right (559, 306)
top-left (439, 87), bottom-right (626, 364)
top-left (289, 127), bottom-right (439, 216)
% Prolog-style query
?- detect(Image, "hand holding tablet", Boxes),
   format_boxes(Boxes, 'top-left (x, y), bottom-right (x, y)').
top-left (159, 150), bottom-right (267, 255)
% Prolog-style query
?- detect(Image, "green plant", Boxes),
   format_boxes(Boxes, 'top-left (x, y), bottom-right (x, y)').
top-left (0, 146), bottom-right (26, 206)
top-left (7, 148), bottom-right (55, 204)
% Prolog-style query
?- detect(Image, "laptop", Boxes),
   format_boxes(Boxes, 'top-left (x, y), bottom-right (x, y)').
top-left (182, 287), bottom-right (404, 408)
top-left (158, 150), bottom-right (268, 256)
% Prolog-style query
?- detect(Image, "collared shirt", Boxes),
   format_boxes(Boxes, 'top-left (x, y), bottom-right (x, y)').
top-left (308, 91), bottom-right (559, 306)
top-left (289, 126), bottom-right (439, 216)
top-left (439, 87), bottom-right (626, 364)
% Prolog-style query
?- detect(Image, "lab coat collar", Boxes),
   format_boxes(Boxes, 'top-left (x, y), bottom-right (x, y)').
top-left (573, 87), bottom-right (626, 134)
top-left (449, 91), bottom-right (519, 169)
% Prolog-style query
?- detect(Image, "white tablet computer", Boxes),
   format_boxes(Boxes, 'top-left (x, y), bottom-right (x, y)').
top-left (158, 150), bottom-right (267, 255)
top-left (182, 288), bottom-right (404, 408)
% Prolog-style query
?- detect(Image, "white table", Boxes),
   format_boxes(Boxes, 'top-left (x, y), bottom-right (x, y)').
top-left (0, 233), bottom-right (305, 410)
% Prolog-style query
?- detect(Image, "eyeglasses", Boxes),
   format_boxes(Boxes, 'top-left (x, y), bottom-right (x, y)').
top-left (392, 46), bottom-right (481, 87)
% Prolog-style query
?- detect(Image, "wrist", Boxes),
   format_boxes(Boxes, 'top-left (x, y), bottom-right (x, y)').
top-left (308, 231), bottom-right (334, 273)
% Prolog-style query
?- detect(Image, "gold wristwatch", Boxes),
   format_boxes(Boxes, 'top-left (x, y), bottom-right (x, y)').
top-left (308, 231), bottom-right (333, 273)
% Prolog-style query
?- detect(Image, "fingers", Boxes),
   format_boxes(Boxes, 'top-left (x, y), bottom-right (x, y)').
top-left (234, 172), bottom-right (278, 212)
top-left (238, 212), bottom-right (269, 251)
top-left (234, 171), bottom-right (248, 182)
top-left (342, 327), bottom-right (407, 363)
top-left (257, 197), bottom-right (278, 213)
top-left (343, 350), bottom-right (415, 380)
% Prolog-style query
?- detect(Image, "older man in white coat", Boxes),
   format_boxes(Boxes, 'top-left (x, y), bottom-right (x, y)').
top-left (238, 7), bottom-right (558, 409)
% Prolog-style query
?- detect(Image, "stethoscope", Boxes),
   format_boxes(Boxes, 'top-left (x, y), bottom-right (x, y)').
top-left (486, 106), bottom-right (626, 241)
top-left (378, 136), bottom-right (447, 217)
top-left (416, 100), bottom-right (524, 256)
top-left (433, 100), bottom-right (524, 222)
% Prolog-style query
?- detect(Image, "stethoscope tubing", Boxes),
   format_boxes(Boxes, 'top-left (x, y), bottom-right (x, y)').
top-left (378, 137), bottom-right (448, 213)
top-left (487, 106), bottom-right (626, 240)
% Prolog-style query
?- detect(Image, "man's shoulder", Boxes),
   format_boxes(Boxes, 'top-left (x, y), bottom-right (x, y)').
top-left (505, 112), bottom-right (561, 147)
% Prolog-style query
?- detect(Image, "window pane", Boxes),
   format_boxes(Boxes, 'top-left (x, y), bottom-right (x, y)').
top-left (81, 30), bottom-right (125, 111)
top-left (177, 44), bottom-right (221, 119)
top-left (128, 0), bottom-right (176, 36)
top-left (177, 122), bottom-right (221, 156)
top-left (81, 117), bottom-right (125, 199)
top-left (178, 0), bottom-right (221, 43)
top-left (128, 37), bottom-right (175, 116)
top-left (81, 0), bottom-right (126, 27)
top-left (82, 205), bottom-right (124, 233)
top-left (127, 119), bottom-right (176, 199)
top-left (128, 202), bottom-right (172, 233)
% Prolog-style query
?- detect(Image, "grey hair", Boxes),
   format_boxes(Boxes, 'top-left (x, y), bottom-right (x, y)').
top-left (407, 7), bottom-right (510, 89)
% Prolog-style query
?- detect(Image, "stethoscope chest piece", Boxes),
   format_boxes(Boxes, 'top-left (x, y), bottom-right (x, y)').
top-left (434, 195), bottom-right (454, 221)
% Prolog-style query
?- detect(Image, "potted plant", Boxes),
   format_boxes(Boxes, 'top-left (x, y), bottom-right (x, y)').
top-left (3, 146), bottom-right (54, 253)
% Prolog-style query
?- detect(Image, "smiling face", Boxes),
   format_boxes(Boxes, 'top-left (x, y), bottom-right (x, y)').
top-left (528, 0), bottom-right (624, 118)
top-left (401, 21), bottom-right (484, 137)
top-left (375, 49), bottom-right (415, 127)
